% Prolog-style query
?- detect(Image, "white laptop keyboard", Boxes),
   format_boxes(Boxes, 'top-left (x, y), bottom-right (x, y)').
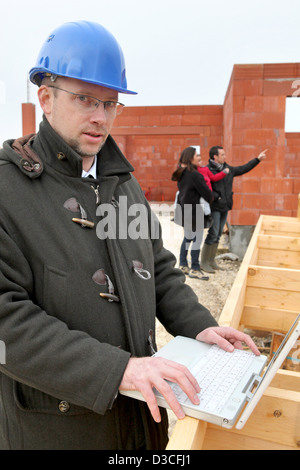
top-left (170, 345), bottom-right (256, 414)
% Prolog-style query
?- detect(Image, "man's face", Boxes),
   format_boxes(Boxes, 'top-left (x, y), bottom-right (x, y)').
top-left (215, 148), bottom-right (226, 164)
top-left (39, 77), bottom-right (119, 159)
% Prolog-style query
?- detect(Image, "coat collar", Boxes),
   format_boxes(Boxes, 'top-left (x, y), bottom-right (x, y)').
top-left (2, 115), bottom-right (134, 180)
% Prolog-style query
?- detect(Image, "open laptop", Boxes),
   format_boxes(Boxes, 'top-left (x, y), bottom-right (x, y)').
top-left (121, 314), bottom-right (300, 429)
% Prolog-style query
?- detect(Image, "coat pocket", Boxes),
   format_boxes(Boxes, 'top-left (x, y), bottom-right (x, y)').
top-left (13, 381), bottom-right (92, 416)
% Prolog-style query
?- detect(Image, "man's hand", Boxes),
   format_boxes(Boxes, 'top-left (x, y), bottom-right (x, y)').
top-left (119, 356), bottom-right (200, 423)
top-left (196, 326), bottom-right (260, 355)
top-left (119, 326), bottom-right (260, 423)
top-left (257, 148), bottom-right (268, 161)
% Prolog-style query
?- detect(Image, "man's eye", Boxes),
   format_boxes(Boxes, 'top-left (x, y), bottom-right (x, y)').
top-left (105, 101), bottom-right (116, 109)
top-left (77, 95), bottom-right (94, 106)
top-left (78, 95), bottom-right (88, 102)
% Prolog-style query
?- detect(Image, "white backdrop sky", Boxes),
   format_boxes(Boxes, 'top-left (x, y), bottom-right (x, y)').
top-left (0, 0), bottom-right (299, 145)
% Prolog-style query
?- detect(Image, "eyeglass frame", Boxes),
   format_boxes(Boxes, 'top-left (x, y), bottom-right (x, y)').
top-left (47, 85), bottom-right (125, 115)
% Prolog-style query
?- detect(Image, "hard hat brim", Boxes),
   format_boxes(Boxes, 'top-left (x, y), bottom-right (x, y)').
top-left (29, 68), bottom-right (138, 95)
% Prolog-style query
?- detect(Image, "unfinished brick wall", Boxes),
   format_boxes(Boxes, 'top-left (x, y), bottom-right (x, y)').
top-left (112, 62), bottom-right (300, 225)
top-left (112, 105), bottom-right (223, 201)
top-left (223, 63), bottom-right (300, 225)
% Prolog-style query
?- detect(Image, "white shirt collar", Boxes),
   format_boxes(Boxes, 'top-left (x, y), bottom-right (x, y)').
top-left (81, 156), bottom-right (97, 178)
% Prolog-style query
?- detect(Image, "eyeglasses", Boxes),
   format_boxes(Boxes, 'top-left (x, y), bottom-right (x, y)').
top-left (48, 85), bottom-right (125, 116)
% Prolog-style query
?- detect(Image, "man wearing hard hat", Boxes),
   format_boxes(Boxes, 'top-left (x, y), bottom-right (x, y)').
top-left (0, 21), bottom-right (259, 450)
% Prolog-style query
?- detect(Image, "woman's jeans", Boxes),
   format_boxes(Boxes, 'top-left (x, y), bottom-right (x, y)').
top-left (179, 230), bottom-right (204, 270)
top-left (205, 210), bottom-right (228, 245)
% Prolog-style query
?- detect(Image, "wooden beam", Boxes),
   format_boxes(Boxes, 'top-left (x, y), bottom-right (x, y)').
top-left (247, 265), bottom-right (300, 291)
top-left (166, 418), bottom-right (207, 450)
top-left (262, 216), bottom-right (300, 236)
top-left (241, 306), bottom-right (298, 332)
top-left (245, 286), bottom-right (300, 312)
top-left (258, 234), bottom-right (300, 251)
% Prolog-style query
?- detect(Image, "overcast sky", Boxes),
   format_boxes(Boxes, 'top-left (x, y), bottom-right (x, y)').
top-left (0, 0), bottom-right (299, 145)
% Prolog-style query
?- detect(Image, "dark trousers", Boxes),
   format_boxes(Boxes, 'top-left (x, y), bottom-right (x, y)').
top-left (205, 210), bottom-right (228, 245)
top-left (179, 232), bottom-right (203, 270)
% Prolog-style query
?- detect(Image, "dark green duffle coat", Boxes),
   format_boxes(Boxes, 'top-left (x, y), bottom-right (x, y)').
top-left (0, 117), bottom-right (217, 449)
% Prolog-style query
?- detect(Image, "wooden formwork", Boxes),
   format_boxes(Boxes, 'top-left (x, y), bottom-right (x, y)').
top-left (167, 195), bottom-right (300, 450)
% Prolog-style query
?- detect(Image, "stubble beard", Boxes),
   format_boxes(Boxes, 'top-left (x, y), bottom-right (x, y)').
top-left (68, 137), bottom-right (106, 159)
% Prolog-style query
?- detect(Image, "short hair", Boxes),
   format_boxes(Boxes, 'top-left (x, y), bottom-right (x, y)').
top-left (209, 146), bottom-right (223, 160)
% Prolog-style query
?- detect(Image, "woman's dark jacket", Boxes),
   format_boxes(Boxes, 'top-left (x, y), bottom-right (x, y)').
top-left (176, 168), bottom-right (213, 232)
top-left (0, 118), bottom-right (217, 450)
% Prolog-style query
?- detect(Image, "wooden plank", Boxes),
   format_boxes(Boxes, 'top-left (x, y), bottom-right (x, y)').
top-left (247, 265), bottom-right (300, 291)
top-left (271, 369), bottom-right (300, 392)
top-left (258, 234), bottom-right (300, 251)
top-left (202, 428), bottom-right (296, 450)
top-left (245, 286), bottom-right (300, 312)
top-left (241, 306), bottom-right (298, 332)
top-left (229, 387), bottom-right (300, 448)
top-left (166, 418), bottom-right (207, 450)
top-left (262, 218), bottom-right (300, 236)
top-left (257, 248), bottom-right (300, 269)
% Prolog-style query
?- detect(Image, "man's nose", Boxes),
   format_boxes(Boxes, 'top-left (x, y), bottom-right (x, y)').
top-left (89, 103), bottom-right (107, 123)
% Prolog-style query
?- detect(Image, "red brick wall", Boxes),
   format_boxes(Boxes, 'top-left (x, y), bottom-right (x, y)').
top-left (112, 105), bottom-right (223, 201)
top-left (112, 62), bottom-right (300, 225)
top-left (224, 63), bottom-right (300, 225)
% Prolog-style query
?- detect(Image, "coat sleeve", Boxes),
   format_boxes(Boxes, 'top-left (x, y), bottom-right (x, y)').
top-left (0, 222), bottom-right (130, 415)
top-left (232, 158), bottom-right (260, 176)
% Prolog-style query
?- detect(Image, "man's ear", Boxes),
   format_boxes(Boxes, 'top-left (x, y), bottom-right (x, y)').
top-left (37, 85), bottom-right (53, 115)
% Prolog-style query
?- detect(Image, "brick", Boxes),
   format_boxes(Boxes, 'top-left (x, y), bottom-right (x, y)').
top-left (234, 112), bottom-right (262, 129)
top-left (263, 96), bottom-right (286, 113)
top-left (22, 103), bottom-right (36, 135)
top-left (241, 178), bottom-right (261, 193)
top-left (233, 96), bottom-right (245, 112)
top-left (234, 209), bottom-right (260, 225)
top-left (199, 114), bottom-right (223, 126)
top-left (263, 63), bottom-right (300, 79)
top-left (243, 128), bottom-right (277, 146)
top-left (263, 80), bottom-right (295, 96)
top-left (292, 178), bottom-right (300, 193)
top-left (261, 177), bottom-right (293, 194)
top-left (233, 79), bottom-right (263, 96)
top-left (261, 112), bottom-right (285, 129)
top-left (233, 64), bottom-right (264, 80)
top-left (160, 115), bottom-right (182, 126)
top-left (181, 114), bottom-right (202, 126)
top-left (244, 96), bottom-right (264, 112)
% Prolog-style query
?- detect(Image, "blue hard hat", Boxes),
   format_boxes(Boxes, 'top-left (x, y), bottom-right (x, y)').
top-left (29, 20), bottom-right (137, 94)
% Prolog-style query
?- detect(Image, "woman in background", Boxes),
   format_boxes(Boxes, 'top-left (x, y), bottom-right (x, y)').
top-left (171, 147), bottom-right (213, 280)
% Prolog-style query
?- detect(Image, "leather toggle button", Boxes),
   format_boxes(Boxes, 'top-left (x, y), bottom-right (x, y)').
top-left (57, 152), bottom-right (66, 160)
top-left (58, 400), bottom-right (70, 413)
top-left (72, 218), bottom-right (95, 228)
top-left (99, 293), bottom-right (120, 302)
